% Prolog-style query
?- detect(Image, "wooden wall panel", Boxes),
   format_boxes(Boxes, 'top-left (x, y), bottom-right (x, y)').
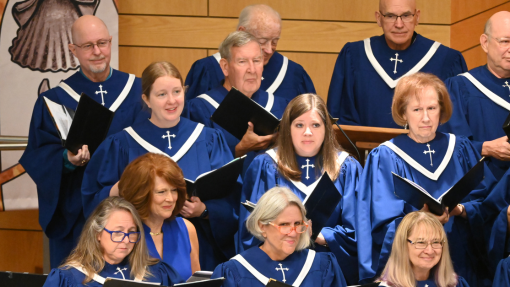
top-left (118, 0), bottom-right (208, 16)
top-left (119, 47), bottom-right (207, 79)
top-left (0, 230), bottom-right (43, 273)
top-left (0, 209), bottom-right (40, 231)
top-left (462, 45), bottom-right (487, 70)
top-left (0, 0), bottom-right (6, 24)
top-left (451, 0), bottom-right (508, 23)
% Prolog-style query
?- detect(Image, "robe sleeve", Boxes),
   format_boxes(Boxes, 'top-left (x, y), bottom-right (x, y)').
top-left (211, 262), bottom-right (241, 287)
top-left (457, 276), bottom-right (470, 287)
top-left (327, 43), bottom-right (360, 125)
top-left (81, 134), bottom-right (130, 217)
top-left (42, 268), bottom-right (76, 287)
top-left (318, 252), bottom-right (348, 287)
top-left (292, 62), bottom-right (316, 95)
top-left (493, 257), bottom-right (510, 287)
top-left (237, 154), bottom-right (278, 253)
top-left (184, 58), bottom-right (223, 101)
top-left (149, 261), bottom-right (184, 285)
top-left (320, 157), bottom-right (362, 285)
top-left (445, 48), bottom-right (468, 78)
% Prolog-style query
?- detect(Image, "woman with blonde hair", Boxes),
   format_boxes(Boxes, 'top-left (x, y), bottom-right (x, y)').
top-left (43, 197), bottom-right (181, 286)
top-left (238, 93), bottom-right (362, 284)
top-left (212, 186), bottom-right (347, 287)
top-left (378, 211), bottom-right (469, 287)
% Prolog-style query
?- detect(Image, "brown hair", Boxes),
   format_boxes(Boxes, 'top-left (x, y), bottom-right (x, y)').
top-left (141, 61), bottom-right (184, 99)
top-left (119, 153), bottom-right (186, 221)
top-left (392, 72), bottom-right (452, 127)
top-left (275, 93), bottom-right (343, 181)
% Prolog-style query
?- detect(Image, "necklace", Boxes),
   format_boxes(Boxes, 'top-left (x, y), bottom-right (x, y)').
top-left (149, 231), bottom-right (162, 236)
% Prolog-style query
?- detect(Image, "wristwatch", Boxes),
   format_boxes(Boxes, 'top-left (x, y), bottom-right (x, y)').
top-left (199, 208), bottom-right (209, 219)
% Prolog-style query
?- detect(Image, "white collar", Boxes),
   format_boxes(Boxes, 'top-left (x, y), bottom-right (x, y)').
top-left (460, 72), bottom-right (510, 111)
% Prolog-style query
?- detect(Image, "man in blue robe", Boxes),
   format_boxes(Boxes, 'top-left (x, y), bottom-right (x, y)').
top-left (327, 0), bottom-right (467, 128)
top-left (185, 4), bottom-right (315, 101)
top-left (19, 15), bottom-right (146, 268)
top-left (440, 11), bottom-right (510, 180)
top-left (183, 31), bottom-right (289, 175)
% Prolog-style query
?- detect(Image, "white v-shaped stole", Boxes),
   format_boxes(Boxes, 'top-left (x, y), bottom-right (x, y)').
top-left (380, 134), bottom-right (456, 181)
top-left (58, 73), bottom-right (136, 112)
top-left (197, 92), bottom-right (275, 113)
top-left (460, 72), bottom-right (510, 111)
top-left (73, 266), bottom-right (145, 284)
top-left (124, 123), bottom-right (204, 162)
top-left (364, 38), bottom-right (441, 88)
top-left (231, 250), bottom-right (316, 287)
top-left (265, 149), bottom-right (349, 203)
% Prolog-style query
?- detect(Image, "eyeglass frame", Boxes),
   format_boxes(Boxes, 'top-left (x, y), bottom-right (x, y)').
top-left (486, 35), bottom-right (510, 48)
top-left (103, 227), bottom-right (141, 243)
top-left (378, 10), bottom-right (417, 23)
top-left (72, 38), bottom-right (112, 52)
top-left (268, 221), bottom-right (309, 235)
top-left (407, 239), bottom-right (445, 249)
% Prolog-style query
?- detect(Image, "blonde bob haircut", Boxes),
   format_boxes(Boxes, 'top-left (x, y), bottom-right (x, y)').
top-left (276, 93), bottom-right (343, 182)
top-left (378, 211), bottom-right (458, 287)
top-left (391, 72), bottom-right (453, 127)
top-left (62, 197), bottom-right (158, 284)
top-left (246, 186), bottom-right (311, 251)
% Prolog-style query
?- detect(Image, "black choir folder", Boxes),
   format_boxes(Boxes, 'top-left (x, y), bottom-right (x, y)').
top-left (0, 271), bottom-right (47, 287)
top-left (392, 157), bottom-right (486, 216)
top-left (43, 93), bottom-right (114, 155)
top-left (242, 172), bottom-right (342, 240)
top-left (266, 278), bottom-right (292, 286)
top-left (103, 277), bottom-right (224, 287)
top-left (210, 87), bottom-right (280, 140)
top-left (503, 111), bottom-right (510, 138)
top-left (185, 156), bottom-right (245, 202)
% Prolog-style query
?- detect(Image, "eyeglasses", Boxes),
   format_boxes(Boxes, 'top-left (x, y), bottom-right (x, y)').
top-left (73, 39), bottom-right (111, 52)
top-left (407, 239), bottom-right (444, 249)
top-left (492, 37), bottom-right (510, 48)
top-left (268, 222), bottom-right (308, 235)
top-left (379, 10), bottom-right (416, 23)
top-left (103, 228), bottom-right (140, 243)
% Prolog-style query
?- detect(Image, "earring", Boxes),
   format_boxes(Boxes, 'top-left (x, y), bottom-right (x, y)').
top-left (404, 122), bottom-right (408, 130)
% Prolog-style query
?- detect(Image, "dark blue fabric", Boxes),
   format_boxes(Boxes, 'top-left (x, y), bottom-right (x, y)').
top-left (211, 247), bottom-right (347, 287)
top-left (184, 52), bottom-right (315, 101)
top-left (327, 34), bottom-right (467, 128)
top-left (356, 133), bottom-right (497, 286)
top-left (493, 257), bottom-right (510, 286)
top-left (19, 69), bottom-right (146, 268)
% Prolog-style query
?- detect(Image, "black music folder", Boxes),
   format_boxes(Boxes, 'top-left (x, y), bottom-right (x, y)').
top-left (211, 87), bottom-right (280, 140)
top-left (185, 156), bottom-right (245, 202)
top-left (104, 277), bottom-right (224, 287)
top-left (0, 271), bottom-right (47, 287)
top-left (242, 172), bottom-right (342, 240)
top-left (186, 271), bottom-right (213, 282)
top-left (392, 158), bottom-right (486, 216)
top-left (43, 93), bottom-right (114, 155)
top-left (175, 277), bottom-right (225, 287)
top-left (503, 111), bottom-right (510, 138)
top-left (266, 278), bottom-right (292, 286)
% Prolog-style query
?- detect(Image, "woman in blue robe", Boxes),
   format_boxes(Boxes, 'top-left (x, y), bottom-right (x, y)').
top-left (356, 73), bottom-right (497, 287)
top-left (43, 197), bottom-right (182, 286)
top-left (82, 61), bottom-right (238, 271)
top-left (212, 187), bottom-right (347, 287)
top-left (119, 153), bottom-right (200, 281)
top-left (239, 93), bottom-right (362, 285)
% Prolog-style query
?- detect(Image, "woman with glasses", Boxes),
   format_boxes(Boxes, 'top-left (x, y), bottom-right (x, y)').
top-left (212, 187), bottom-right (347, 287)
top-left (238, 93), bottom-right (362, 284)
top-left (356, 73), bottom-right (497, 286)
top-left (119, 153), bottom-right (199, 281)
top-left (376, 211), bottom-right (469, 287)
top-left (43, 197), bottom-right (182, 286)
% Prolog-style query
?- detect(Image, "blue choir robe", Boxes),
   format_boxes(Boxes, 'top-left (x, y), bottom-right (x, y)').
top-left (143, 218), bottom-right (191, 281)
top-left (327, 33), bottom-right (467, 128)
top-left (19, 69), bottom-right (146, 268)
top-left (211, 247), bottom-right (347, 287)
top-left (43, 259), bottom-right (182, 286)
top-left (493, 257), bottom-right (510, 286)
top-left (377, 276), bottom-right (470, 287)
top-left (356, 132), bottom-right (497, 287)
top-left (184, 52), bottom-right (315, 101)
top-left (439, 65), bottom-right (510, 180)
top-left (183, 86), bottom-right (289, 176)
top-left (238, 149), bottom-right (362, 285)
top-left (81, 117), bottom-right (238, 271)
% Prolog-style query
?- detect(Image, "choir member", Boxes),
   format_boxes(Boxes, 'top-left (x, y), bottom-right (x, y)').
top-left (82, 61), bottom-right (237, 271)
top-left (376, 211), bottom-right (469, 287)
top-left (212, 187), bottom-right (347, 287)
top-left (327, 0), bottom-right (467, 128)
top-left (440, 11), bottom-right (510, 180)
top-left (119, 153), bottom-right (200, 280)
top-left (238, 93), bottom-right (362, 284)
top-left (185, 4), bottom-right (315, 101)
top-left (356, 72), bottom-right (497, 286)
top-left (43, 197), bottom-right (181, 286)
top-left (19, 15), bottom-right (146, 268)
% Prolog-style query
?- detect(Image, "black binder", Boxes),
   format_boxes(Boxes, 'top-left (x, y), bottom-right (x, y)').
top-left (174, 277), bottom-right (225, 286)
top-left (503, 111), bottom-right (510, 139)
top-left (0, 271), bottom-right (47, 287)
top-left (186, 271), bottom-right (213, 282)
top-left (104, 277), bottom-right (224, 287)
top-left (185, 156), bottom-right (245, 202)
top-left (392, 158), bottom-right (486, 215)
top-left (266, 278), bottom-right (292, 286)
top-left (211, 87), bottom-right (280, 140)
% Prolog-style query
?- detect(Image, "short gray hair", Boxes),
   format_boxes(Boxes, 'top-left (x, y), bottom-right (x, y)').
top-left (218, 31), bottom-right (260, 61)
top-left (246, 186), bottom-right (311, 251)
top-left (484, 18), bottom-right (492, 36)
top-left (237, 4), bottom-right (282, 32)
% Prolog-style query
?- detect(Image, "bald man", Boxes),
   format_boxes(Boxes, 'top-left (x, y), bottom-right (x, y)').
top-left (19, 15), bottom-right (146, 268)
top-left (441, 11), bottom-right (510, 181)
top-left (327, 0), bottom-right (467, 128)
top-left (184, 4), bottom-right (315, 101)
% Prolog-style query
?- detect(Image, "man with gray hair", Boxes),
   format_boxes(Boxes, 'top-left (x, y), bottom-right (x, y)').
top-left (185, 4), bottom-right (315, 101)
top-left (184, 31), bottom-right (288, 173)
